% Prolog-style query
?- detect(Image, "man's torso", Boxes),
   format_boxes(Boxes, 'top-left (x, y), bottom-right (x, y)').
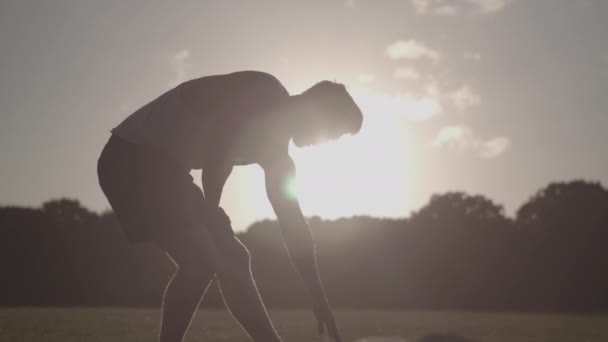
top-left (112, 71), bottom-right (291, 170)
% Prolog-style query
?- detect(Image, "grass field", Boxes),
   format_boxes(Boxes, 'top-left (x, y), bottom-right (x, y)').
top-left (0, 308), bottom-right (607, 342)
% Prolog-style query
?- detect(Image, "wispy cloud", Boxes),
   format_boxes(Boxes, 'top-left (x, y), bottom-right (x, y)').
top-left (434, 5), bottom-right (458, 16)
top-left (394, 66), bottom-right (421, 80)
top-left (467, 0), bottom-right (510, 14)
top-left (479, 136), bottom-right (511, 158)
top-left (449, 85), bottom-right (481, 111)
top-left (411, 0), bottom-right (434, 14)
top-left (463, 51), bottom-right (482, 62)
top-left (170, 49), bottom-right (193, 86)
top-left (355, 73), bottom-right (376, 84)
top-left (433, 125), bottom-right (477, 150)
top-left (411, 0), bottom-right (510, 16)
top-left (433, 125), bottom-right (510, 158)
top-left (424, 81), bottom-right (440, 97)
top-left (353, 90), bottom-right (442, 122)
top-left (386, 40), bottom-right (440, 64)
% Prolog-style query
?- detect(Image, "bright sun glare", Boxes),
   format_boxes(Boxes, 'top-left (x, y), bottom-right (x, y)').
top-left (224, 87), bottom-right (431, 228)
top-left (287, 90), bottom-right (419, 219)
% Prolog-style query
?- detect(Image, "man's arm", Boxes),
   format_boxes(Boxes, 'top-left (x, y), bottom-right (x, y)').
top-left (262, 156), bottom-right (341, 342)
top-left (202, 163), bottom-right (233, 208)
top-left (201, 163), bottom-right (234, 233)
top-left (203, 163), bottom-right (284, 342)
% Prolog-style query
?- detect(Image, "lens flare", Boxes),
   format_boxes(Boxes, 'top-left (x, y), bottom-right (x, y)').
top-left (283, 174), bottom-right (299, 200)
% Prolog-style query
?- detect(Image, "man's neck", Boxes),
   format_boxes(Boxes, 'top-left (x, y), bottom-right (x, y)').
top-left (284, 94), bottom-right (307, 131)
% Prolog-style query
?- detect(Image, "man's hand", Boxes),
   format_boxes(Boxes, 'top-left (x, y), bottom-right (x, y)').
top-left (313, 299), bottom-right (342, 342)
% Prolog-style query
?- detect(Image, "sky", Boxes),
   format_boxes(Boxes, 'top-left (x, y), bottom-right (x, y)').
top-left (1, 0), bottom-right (607, 232)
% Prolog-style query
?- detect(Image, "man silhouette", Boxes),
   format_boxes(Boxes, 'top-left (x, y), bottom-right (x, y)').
top-left (97, 70), bottom-right (363, 342)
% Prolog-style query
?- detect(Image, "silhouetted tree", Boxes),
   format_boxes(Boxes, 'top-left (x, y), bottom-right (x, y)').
top-left (0, 181), bottom-right (607, 311)
top-left (515, 180), bottom-right (608, 310)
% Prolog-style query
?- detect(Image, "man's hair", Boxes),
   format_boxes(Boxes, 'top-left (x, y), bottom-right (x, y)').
top-left (301, 80), bottom-right (363, 134)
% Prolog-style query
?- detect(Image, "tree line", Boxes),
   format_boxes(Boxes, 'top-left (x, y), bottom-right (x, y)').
top-left (0, 180), bottom-right (607, 311)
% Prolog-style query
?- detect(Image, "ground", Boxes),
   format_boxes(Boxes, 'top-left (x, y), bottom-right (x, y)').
top-left (0, 308), bottom-right (607, 342)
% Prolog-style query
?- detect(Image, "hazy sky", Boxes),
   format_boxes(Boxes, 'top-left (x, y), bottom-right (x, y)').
top-left (1, 0), bottom-right (607, 231)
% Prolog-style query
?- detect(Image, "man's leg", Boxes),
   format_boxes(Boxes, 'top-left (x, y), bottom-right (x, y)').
top-left (157, 227), bottom-right (282, 342)
top-left (213, 234), bottom-right (283, 342)
top-left (158, 237), bottom-right (216, 342)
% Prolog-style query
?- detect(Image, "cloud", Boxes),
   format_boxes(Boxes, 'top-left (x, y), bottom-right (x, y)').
top-left (466, 0), bottom-right (510, 14)
top-left (386, 40), bottom-right (440, 64)
top-left (424, 80), bottom-right (440, 97)
top-left (434, 5), bottom-right (458, 16)
top-left (411, 0), bottom-right (510, 16)
top-left (449, 85), bottom-right (481, 111)
top-left (356, 80), bottom-right (444, 121)
top-left (479, 136), bottom-right (511, 158)
top-left (394, 66), bottom-right (421, 80)
top-left (411, 0), bottom-right (431, 13)
top-left (170, 49), bottom-right (193, 86)
top-left (463, 51), bottom-right (482, 61)
top-left (355, 73), bottom-right (376, 84)
top-left (433, 125), bottom-right (510, 158)
top-left (432, 125), bottom-right (476, 150)
top-left (353, 90), bottom-right (442, 122)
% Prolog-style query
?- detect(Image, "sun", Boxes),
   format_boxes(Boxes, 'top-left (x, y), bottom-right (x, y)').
top-left (288, 101), bottom-right (412, 219)
top-left (220, 88), bottom-right (428, 230)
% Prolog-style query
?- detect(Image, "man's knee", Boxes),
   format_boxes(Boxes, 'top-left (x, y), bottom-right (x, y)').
top-left (177, 261), bottom-right (214, 285)
top-left (217, 238), bottom-right (251, 278)
top-left (165, 244), bottom-right (216, 284)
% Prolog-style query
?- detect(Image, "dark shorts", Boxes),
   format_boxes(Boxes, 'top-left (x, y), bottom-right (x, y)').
top-left (97, 134), bottom-right (215, 245)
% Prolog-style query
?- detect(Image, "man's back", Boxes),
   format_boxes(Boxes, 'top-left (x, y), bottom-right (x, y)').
top-left (112, 71), bottom-right (290, 170)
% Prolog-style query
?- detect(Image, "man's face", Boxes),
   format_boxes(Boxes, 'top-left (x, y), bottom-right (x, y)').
top-left (292, 125), bottom-right (326, 148)
top-left (291, 113), bottom-right (347, 148)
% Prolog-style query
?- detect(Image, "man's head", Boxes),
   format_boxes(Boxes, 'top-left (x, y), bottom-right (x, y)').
top-left (290, 81), bottom-right (363, 147)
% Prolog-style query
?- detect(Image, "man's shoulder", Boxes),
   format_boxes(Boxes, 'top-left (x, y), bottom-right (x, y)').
top-left (186, 70), bottom-right (284, 88)
top-left (229, 71), bottom-right (288, 94)
top-left (182, 71), bottom-right (289, 105)
top-left (227, 70), bottom-right (281, 82)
